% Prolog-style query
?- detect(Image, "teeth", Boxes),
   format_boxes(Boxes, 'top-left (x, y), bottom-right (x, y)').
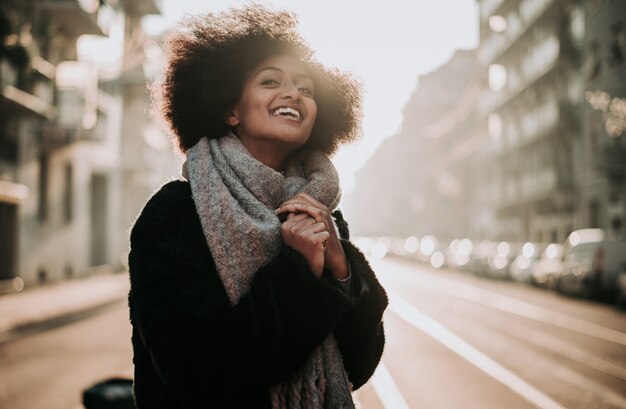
top-left (273, 107), bottom-right (301, 120)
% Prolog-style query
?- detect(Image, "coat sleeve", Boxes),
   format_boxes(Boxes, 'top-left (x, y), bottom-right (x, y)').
top-left (329, 210), bottom-right (389, 389)
top-left (128, 182), bottom-right (354, 404)
top-left (334, 240), bottom-right (388, 390)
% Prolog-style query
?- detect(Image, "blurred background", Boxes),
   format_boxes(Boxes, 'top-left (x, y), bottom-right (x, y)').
top-left (1, 0), bottom-right (625, 408)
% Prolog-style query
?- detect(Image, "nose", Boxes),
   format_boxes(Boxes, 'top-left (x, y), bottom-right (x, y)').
top-left (280, 81), bottom-right (301, 100)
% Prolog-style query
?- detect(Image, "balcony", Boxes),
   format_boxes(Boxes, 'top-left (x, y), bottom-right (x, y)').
top-left (0, 180), bottom-right (29, 205)
top-left (37, 0), bottom-right (104, 36)
top-left (0, 52), bottom-right (60, 120)
top-left (478, 41), bottom-right (560, 115)
top-left (1, 83), bottom-right (56, 120)
top-left (478, 0), bottom-right (556, 66)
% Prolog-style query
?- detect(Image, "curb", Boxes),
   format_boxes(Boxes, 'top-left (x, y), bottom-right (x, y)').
top-left (0, 273), bottom-right (130, 342)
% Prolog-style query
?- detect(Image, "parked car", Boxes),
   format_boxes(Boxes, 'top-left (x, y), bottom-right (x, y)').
top-left (466, 240), bottom-right (497, 276)
top-left (443, 238), bottom-right (473, 270)
top-left (531, 243), bottom-right (564, 288)
top-left (555, 229), bottom-right (626, 301)
top-left (487, 241), bottom-right (523, 280)
top-left (415, 235), bottom-right (441, 264)
top-left (510, 242), bottom-right (547, 284)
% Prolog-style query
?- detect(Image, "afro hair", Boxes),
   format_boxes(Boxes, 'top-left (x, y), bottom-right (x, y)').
top-left (152, 5), bottom-right (362, 156)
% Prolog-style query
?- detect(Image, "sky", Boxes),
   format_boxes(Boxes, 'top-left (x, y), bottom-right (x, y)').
top-left (142, 0), bottom-right (479, 193)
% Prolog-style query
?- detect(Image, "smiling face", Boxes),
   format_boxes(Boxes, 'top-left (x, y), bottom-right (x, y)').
top-left (227, 54), bottom-right (318, 169)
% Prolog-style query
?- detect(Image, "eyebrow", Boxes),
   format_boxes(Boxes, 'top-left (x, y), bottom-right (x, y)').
top-left (257, 66), bottom-right (313, 81)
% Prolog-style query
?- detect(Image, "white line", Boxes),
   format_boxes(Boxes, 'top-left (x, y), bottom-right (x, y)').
top-left (370, 363), bottom-right (411, 409)
top-left (389, 291), bottom-right (566, 409)
top-left (452, 286), bottom-right (626, 347)
top-left (502, 319), bottom-right (626, 381)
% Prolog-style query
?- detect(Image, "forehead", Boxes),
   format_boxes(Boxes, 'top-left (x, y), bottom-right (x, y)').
top-left (253, 54), bottom-right (312, 78)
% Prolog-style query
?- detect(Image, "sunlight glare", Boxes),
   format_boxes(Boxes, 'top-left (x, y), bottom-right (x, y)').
top-left (488, 15), bottom-right (507, 32)
top-left (142, 0), bottom-right (478, 193)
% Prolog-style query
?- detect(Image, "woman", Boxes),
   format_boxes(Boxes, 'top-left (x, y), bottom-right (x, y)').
top-left (128, 6), bottom-right (388, 409)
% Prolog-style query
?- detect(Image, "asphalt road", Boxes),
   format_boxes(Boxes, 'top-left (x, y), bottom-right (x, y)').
top-left (1, 256), bottom-right (625, 409)
top-left (0, 302), bottom-right (133, 409)
top-left (367, 256), bottom-right (626, 409)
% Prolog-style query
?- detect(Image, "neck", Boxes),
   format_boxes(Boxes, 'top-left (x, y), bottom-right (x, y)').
top-left (236, 137), bottom-right (293, 172)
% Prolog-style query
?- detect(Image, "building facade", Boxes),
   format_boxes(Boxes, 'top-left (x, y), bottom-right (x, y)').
top-left (576, 0), bottom-right (626, 237)
top-left (347, 50), bottom-right (480, 238)
top-left (349, 0), bottom-right (625, 244)
top-left (0, 0), bottom-right (169, 291)
top-left (475, 0), bottom-right (584, 243)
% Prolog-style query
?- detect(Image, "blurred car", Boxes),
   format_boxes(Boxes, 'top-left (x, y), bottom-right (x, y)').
top-left (487, 241), bottom-right (523, 280)
top-left (443, 238), bottom-right (474, 270)
top-left (465, 240), bottom-right (497, 276)
top-left (531, 243), bottom-right (564, 288)
top-left (510, 242), bottom-right (547, 284)
top-left (555, 229), bottom-right (626, 301)
top-left (415, 235), bottom-right (441, 264)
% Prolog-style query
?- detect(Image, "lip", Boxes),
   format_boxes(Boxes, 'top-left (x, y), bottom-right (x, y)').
top-left (270, 104), bottom-right (304, 122)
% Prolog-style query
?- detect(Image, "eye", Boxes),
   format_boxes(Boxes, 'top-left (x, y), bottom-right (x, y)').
top-left (261, 78), bottom-right (279, 86)
top-left (298, 84), bottom-right (314, 97)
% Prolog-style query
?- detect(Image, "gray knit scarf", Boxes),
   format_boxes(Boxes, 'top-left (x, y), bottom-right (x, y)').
top-left (182, 132), bottom-right (355, 409)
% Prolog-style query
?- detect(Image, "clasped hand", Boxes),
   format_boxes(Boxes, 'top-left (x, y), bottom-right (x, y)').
top-left (275, 193), bottom-right (348, 280)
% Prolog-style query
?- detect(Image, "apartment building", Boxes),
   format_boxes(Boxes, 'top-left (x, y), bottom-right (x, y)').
top-left (0, 0), bottom-right (168, 290)
top-left (348, 50), bottom-right (480, 237)
top-left (576, 0), bottom-right (626, 236)
top-left (475, 0), bottom-right (585, 242)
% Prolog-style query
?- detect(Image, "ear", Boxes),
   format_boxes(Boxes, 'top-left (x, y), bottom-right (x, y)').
top-left (226, 111), bottom-right (240, 127)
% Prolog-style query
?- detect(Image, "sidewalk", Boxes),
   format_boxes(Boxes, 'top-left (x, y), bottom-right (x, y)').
top-left (0, 273), bottom-right (130, 339)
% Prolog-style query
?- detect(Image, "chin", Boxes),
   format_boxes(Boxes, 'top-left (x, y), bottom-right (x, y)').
top-left (274, 131), bottom-right (311, 147)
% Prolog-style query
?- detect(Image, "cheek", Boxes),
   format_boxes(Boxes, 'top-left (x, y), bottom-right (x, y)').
top-left (308, 101), bottom-right (318, 125)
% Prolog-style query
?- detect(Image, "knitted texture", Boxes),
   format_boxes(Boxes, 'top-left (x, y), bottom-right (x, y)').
top-left (182, 132), bottom-right (354, 409)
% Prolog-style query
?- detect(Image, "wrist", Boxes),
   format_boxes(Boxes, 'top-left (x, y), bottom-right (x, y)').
top-left (328, 254), bottom-right (349, 279)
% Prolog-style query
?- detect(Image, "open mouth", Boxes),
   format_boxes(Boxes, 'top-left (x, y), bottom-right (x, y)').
top-left (272, 107), bottom-right (302, 121)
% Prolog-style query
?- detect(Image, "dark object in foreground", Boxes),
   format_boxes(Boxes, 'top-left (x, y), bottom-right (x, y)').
top-left (83, 378), bottom-right (135, 409)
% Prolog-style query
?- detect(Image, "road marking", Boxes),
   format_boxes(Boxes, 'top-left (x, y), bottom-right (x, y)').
top-left (370, 363), bottom-right (411, 409)
top-left (377, 259), bottom-right (626, 347)
top-left (443, 283), bottom-right (626, 347)
top-left (389, 291), bottom-right (566, 409)
top-left (500, 317), bottom-right (626, 381)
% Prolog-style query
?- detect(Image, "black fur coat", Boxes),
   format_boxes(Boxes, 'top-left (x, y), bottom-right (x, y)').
top-left (128, 180), bottom-right (388, 408)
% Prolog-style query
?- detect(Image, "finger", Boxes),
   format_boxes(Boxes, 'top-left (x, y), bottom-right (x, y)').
top-left (283, 216), bottom-right (318, 235)
top-left (313, 231), bottom-right (331, 246)
top-left (285, 212), bottom-right (309, 222)
top-left (276, 194), bottom-right (322, 214)
top-left (296, 192), bottom-right (326, 209)
top-left (276, 204), bottom-right (327, 222)
top-left (293, 221), bottom-right (327, 238)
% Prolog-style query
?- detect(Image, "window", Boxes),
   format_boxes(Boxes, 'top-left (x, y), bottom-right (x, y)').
top-left (0, 202), bottom-right (18, 279)
top-left (63, 163), bottom-right (74, 223)
top-left (584, 40), bottom-right (601, 80)
top-left (38, 154), bottom-right (49, 222)
top-left (488, 64), bottom-right (507, 91)
top-left (608, 22), bottom-right (625, 68)
top-left (489, 15), bottom-right (507, 33)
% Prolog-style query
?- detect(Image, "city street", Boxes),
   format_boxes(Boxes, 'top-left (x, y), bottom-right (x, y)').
top-left (1, 257), bottom-right (626, 409)
top-left (366, 257), bottom-right (626, 409)
top-left (0, 302), bottom-right (133, 409)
